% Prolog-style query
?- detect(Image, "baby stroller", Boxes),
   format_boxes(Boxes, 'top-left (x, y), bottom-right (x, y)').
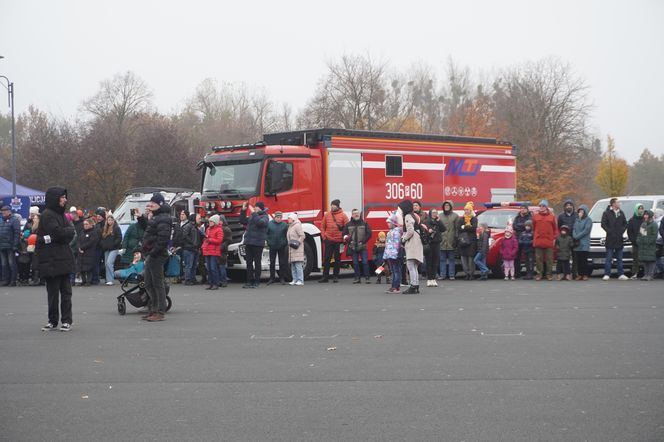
top-left (116, 272), bottom-right (172, 315)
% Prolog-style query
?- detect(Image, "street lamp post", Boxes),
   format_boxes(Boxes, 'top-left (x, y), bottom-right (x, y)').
top-left (0, 60), bottom-right (17, 201)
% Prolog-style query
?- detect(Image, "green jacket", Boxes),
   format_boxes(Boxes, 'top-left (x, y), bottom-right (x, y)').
top-left (439, 209), bottom-right (458, 251)
top-left (266, 219), bottom-right (288, 250)
top-left (636, 220), bottom-right (658, 262)
top-left (120, 222), bottom-right (145, 264)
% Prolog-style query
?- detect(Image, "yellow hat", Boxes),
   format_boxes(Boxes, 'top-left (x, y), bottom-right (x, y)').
top-left (464, 201), bottom-right (474, 211)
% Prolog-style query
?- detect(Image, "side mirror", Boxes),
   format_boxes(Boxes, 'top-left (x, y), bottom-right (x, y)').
top-left (265, 161), bottom-right (286, 195)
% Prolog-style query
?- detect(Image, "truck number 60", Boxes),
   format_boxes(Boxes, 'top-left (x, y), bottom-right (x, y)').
top-left (385, 183), bottom-right (423, 200)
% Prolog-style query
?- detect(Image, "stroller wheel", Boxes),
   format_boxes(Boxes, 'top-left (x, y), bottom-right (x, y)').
top-left (117, 299), bottom-right (126, 315)
top-left (166, 295), bottom-right (172, 312)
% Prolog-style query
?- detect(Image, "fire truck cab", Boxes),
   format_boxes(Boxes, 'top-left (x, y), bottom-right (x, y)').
top-left (198, 129), bottom-right (516, 279)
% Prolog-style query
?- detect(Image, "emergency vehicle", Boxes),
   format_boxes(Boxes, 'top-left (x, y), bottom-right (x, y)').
top-left (198, 128), bottom-right (516, 278)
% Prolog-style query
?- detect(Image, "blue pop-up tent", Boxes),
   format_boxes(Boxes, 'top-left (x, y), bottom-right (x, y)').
top-left (0, 176), bottom-right (45, 219)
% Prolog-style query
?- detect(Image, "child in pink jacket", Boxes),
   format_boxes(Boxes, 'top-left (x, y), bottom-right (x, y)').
top-left (500, 226), bottom-right (519, 280)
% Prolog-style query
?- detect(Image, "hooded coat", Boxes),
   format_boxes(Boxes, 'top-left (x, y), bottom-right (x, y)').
top-left (141, 203), bottom-right (172, 258)
top-left (202, 223), bottom-right (223, 257)
top-left (636, 212), bottom-right (658, 262)
top-left (401, 212), bottom-right (424, 263)
top-left (532, 208), bottom-right (558, 249)
top-left (240, 208), bottom-right (269, 247)
top-left (601, 205), bottom-right (627, 249)
top-left (439, 201), bottom-right (458, 250)
top-left (557, 199), bottom-right (578, 233)
top-left (626, 204), bottom-right (645, 244)
top-left (78, 227), bottom-right (101, 272)
top-left (287, 218), bottom-right (305, 262)
top-left (572, 204), bottom-right (592, 252)
top-left (34, 187), bottom-right (76, 277)
top-left (500, 234), bottom-right (519, 261)
top-left (120, 221), bottom-right (145, 265)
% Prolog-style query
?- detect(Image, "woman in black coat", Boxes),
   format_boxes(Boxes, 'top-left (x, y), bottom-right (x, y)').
top-left (35, 187), bottom-right (76, 331)
top-left (456, 203), bottom-right (478, 280)
top-left (78, 218), bottom-right (100, 286)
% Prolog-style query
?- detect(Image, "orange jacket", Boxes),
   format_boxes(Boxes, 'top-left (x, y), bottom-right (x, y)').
top-left (321, 208), bottom-right (349, 243)
top-left (532, 210), bottom-right (558, 249)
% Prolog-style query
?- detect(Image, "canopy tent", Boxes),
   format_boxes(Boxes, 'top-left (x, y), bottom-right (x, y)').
top-left (0, 176), bottom-right (45, 218)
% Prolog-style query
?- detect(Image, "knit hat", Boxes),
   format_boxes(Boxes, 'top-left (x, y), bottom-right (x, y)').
top-left (150, 193), bottom-right (165, 206)
top-left (539, 199), bottom-right (549, 208)
top-left (560, 225), bottom-right (570, 232)
top-left (331, 199), bottom-right (341, 207)
top-left (208, 214), bottom-right (220, 225)
top-left (95, 207), bottom-right (106, 217)
top-left (520, 203), bottom-right (529, 209)
top-left (77, 209), bottom-right (84, 217)
top-left (255, 201), bottom-right (265, 211)
top-left (386, 214), bottom-right (399, 225)
top-left (464, 201), bottom-right (474, 211)
top-left (525, 220), bottom-right (533, 227)
top-left (274, 211), bottom-right (283, 217)
top-left (29, 206), bottom-right (40, 215)
top-left (378, 231), bottom-right (386, 241)
top-left (288, 212), bottom-right (298, 221)
top-left (505, 225), bottom-right (514, 233)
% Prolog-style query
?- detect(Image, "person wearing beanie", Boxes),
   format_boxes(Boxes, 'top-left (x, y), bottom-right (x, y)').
top-left (180, 212), bottom-right (202, 285)
top-left (636, 209), bottom-right (658, 280)
top-left (383, 212), bottom-right (403, 293)
top-left (533, 199), bottom-right (558, 281)
top-left (512, 204), bottom-right (532, 278)
top-left (266, 211), bottom-right (289, 285)
top-left (36, 187), bottom-right (76, 331)
top-left (319, 199), bottom-right (349, 283)
top-left (0, 204), bottom-right (20, 286)
top-left (500, 225), bottom-right (519, 280)
top-left (373, 231), bottom-right (390, 284)
top-left (240, 201), bottom-right (269, 288)
top-left (29, 206), bottom-right (40, 215)
top-left (202, 214), bottom-right (223, 290)
top-left (439, 201), bottom-right (458, 280)
top-left (456, 201), bottom-right (478, 280)
top-left (141, 194), bottom-right (172, 321)
top-left (287, 212), bottom-right (306, 286)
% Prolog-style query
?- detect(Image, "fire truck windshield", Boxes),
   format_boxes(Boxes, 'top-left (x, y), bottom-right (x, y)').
top-left (202, 160), bottom-right (262, 198)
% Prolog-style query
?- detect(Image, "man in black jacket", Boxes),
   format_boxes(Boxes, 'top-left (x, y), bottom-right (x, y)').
top-left (181, 213), bottom-right (201, 285)
top-left (37, 187), bottom-right (76, 332)
top-left (142, 193), bottom-right (172, 321)
top-left (342, 209), bottom-right (373, 284)
top-left (558, 199), bottom-right (578, 277)
top-left (626, 203), bottom-right (645, 279)
top-left (600, 198), bottom-right (628, 280)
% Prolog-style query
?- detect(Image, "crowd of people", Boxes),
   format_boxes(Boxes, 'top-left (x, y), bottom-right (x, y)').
top-left (2, 189), bottom-right (663, 330)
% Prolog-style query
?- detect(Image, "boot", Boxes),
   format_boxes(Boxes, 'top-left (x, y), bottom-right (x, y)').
top-left (365, 277), bottom-right (371, 284)
top-left (266, 278), bottom-right (275, 285)
top-left (318, 277), bottom-right (329, 283)
top-left (353, 278), bottom-right (361, 284)
top-left (376, 276), bottom-right (382, 284)
top-left (402, 285), bottom-right (418, 294)
top-left (280, 278), bottom-right (286, 285)
top-left (480, 272), bottom-right (488, 281)
top-left (386, 276), bottom-right (391, 284)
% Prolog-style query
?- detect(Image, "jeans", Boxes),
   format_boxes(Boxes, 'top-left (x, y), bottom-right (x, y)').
top-left (144, 255), bottom-right (168, 314)
top-left (219, 263), bottom-right (228, 284)
top-left (351, 248), bottom-right (370, 278)
top-left (474, 253), bottom-right (489, 274)
top-left (322, 240), bottom-right (342, 278)
top-left (205, 255), bottom-right (220, 287)
top-left (45, 275), bottom-right (73, 326)
top-left (604, 247), bottom-right (624, 276)
top-left (183, 249), bottom-right (198, 283)
top-left (0, 248), bottom-right (17, 283)
top-left (388, 258), bottom-right (402, 290)
top-left (245, 245), bottom-right (264, 284)
top-left (269, 246), bottom-right (289, 281)
top-left (290, 261), bottom-right (304, 283)
top-left (439, 249), bottom-right (456, 278)
top-left (104, 249), bottom-right (119, 283)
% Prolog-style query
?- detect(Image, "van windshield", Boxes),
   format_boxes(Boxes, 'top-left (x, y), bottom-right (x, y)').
top-left (202, 160), bottom-right (262, 198)
top-left (588, 200), bottom-right (653, 222)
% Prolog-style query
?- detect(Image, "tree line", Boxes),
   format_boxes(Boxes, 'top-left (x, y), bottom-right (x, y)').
top-left (0, 55), bottom-right (661, 209)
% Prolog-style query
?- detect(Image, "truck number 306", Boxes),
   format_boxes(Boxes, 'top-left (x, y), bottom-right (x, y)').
top-left (385, 183), bottom-right (423, 200)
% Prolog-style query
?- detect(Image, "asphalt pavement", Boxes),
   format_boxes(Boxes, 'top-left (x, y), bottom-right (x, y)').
top-left (1, 274), bottom-right (663, 442)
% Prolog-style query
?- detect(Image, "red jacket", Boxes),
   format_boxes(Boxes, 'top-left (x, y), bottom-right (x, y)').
top-left (321, 208), bottom-right (349, 243)
top-left (202, 224), bottom-right (223, 256)
top-left (532, 210), bottom-right (558, 249)
top-left (500, 235), bottom-right (519, 260)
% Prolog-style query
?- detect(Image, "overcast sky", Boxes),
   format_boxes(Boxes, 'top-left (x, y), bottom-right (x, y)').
top-left (1, 0), bottom-right (662, 163)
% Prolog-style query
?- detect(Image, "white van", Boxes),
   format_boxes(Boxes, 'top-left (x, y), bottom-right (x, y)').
top-left (587, 195), bottom-right (664, 271)
top-left (113, 187), bottom-right (200, 235)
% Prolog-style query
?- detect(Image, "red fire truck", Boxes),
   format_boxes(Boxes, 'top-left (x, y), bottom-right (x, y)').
top-left (198, 129), bottom-right (516, 278)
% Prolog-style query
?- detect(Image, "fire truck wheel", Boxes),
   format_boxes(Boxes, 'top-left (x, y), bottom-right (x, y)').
top-left (303, 241), bottom-right (315, 280)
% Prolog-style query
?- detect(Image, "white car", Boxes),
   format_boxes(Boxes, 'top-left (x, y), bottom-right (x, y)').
top-left (588, 195), bottom-right (664, 271)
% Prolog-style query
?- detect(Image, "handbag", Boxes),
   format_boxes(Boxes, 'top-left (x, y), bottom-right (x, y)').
top-left (164, 254), bottom-right (181, 277)
top-left (289, 239), bottom-right (301, 249)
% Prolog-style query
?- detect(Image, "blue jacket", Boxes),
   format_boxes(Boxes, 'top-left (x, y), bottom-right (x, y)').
top-left (0, 213), bottom-right (20, 250)
top-left (572, 205), bottom-right (592, 252)
top-left (240, 209), bottom-right (269, 247)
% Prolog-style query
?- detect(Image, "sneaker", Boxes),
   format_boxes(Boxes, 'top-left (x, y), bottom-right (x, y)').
top-left (295, 281), bottom-right (304, 286)
top-left (105, 281), bottom-right (114, 286)
top-left (504, 277), bottom-right (509, 281)
top-left (449, 277), bottom-right (455, 281)
top-left (432, 280), bottom-right (438, 287)
top-left (602, 275), bottom-right (610, 281)
top-left (618, 275), bottom-right (629, 281)
top-left (59, 323), bottom-right (72, 332)
top-left (41, 322), bottom-right (57, 331)
top-left (289, 281), bottom-right (296, 286)
top-left (510, 277), bottom-right (516, 281)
